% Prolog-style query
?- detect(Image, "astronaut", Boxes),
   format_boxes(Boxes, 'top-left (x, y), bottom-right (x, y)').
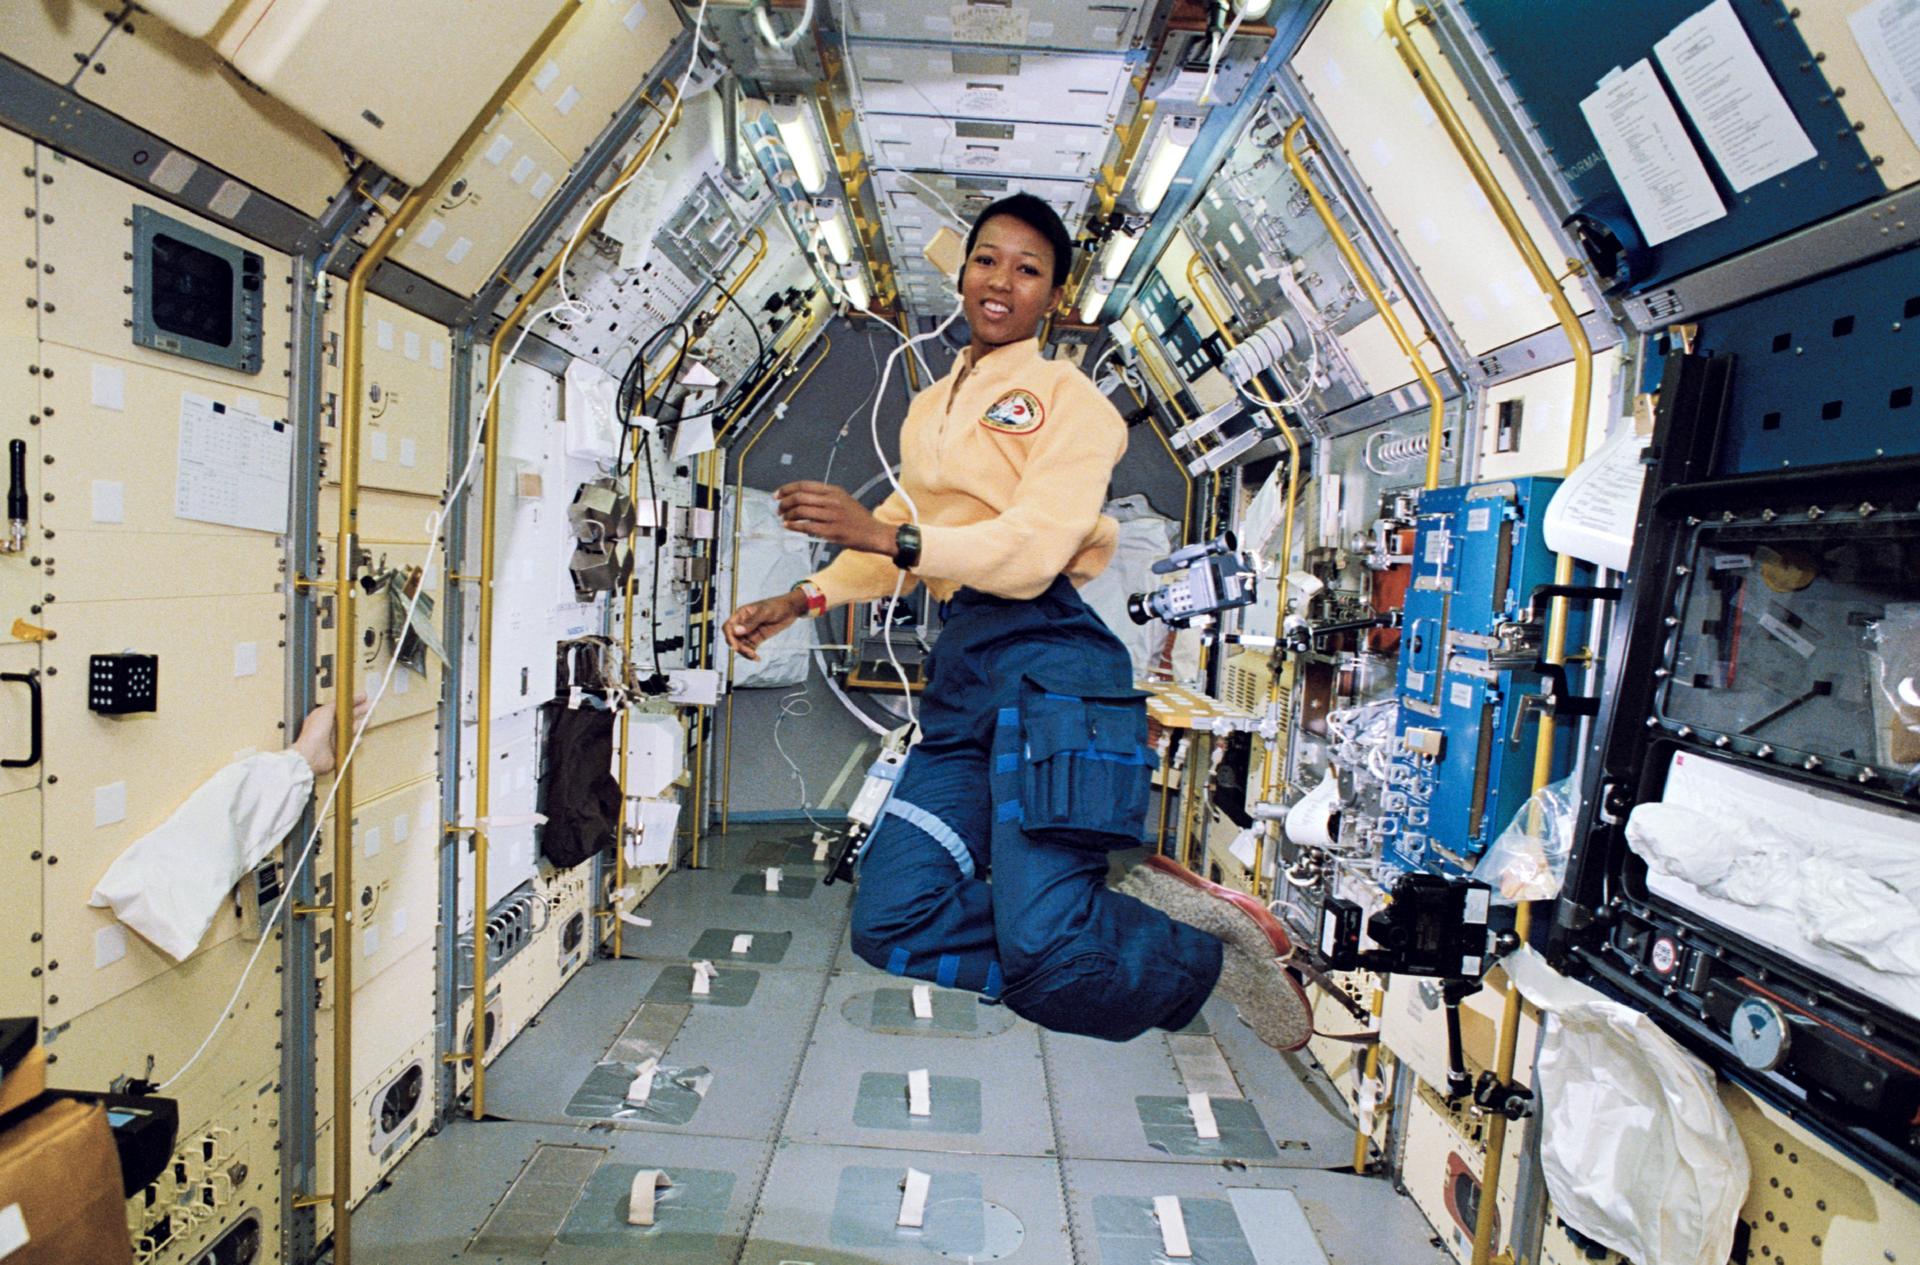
top-left (725, 194), bottom-right (1311, 1048)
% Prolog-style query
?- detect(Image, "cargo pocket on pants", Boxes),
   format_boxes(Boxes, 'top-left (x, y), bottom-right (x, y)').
top-left (1017, 672), bottom-right (1153, 849)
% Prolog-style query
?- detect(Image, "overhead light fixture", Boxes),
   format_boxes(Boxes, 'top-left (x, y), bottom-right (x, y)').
top-left (1098, 230), bottom-right (1142, 282)
top-left (1134, 113), bottom-right (1201, 213)
top-left (769, 93), bottom-right (828, 194)
top-left (814, 199), bottom-right (853, 265)
top-left (1233, 0), bottom-right (1273, 16)
top-left (841, 265), bottom-right (871, 312)
top-left (1078, 277), bottom-right (1115, 324)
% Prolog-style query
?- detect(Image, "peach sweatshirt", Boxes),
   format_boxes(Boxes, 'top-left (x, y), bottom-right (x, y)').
top-left (806, 337), bottom-right (1126, 609)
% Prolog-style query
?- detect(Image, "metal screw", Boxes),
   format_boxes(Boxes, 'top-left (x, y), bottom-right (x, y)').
top-left (1757, 744), bottom-right (1775, 758)
top-left (1807, 505), bottom-right (1825, 519)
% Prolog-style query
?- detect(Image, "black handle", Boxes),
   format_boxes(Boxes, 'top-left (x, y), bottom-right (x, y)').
top-left (1, 670), bottom-right (41, 769)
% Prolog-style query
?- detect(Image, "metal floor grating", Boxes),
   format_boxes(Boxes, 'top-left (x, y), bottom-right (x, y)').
top-left (350, 823), bottom-right (1452, 1263)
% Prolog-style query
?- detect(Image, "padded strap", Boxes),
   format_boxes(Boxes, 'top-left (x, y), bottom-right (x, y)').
top-left (882, 798), bottom-right (976, 880)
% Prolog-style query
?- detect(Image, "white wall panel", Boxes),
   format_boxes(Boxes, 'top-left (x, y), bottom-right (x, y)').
top-left (1293, 0), bottom-right (1590, 356)
top-left (852, 42), bottom-right (1131, 126)
top-left (859, 113), bottom-right (1108, 180)
top-left (1474, 348), bottom-right (1622, 483)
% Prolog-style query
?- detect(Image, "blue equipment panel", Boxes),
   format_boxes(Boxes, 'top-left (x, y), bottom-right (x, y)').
top-left (1381, 479), bottom-right (1582, 876)
top-left (1696, 247), bottom-right (1920, 474)
top-left (1460, 0), bottom-right (1881, 289)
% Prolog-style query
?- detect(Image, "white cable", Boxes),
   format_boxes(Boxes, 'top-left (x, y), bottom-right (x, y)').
top-left (868, 303), bottom-right (965, 727)
top-left (771, 688), bottom-right (830, 831)
top-left (161, 27), bottom-right (708, 1085)
top-left (1199, 9), bottom-right (1245, 107)
top-left (751, 0), bottom-right (814, 51)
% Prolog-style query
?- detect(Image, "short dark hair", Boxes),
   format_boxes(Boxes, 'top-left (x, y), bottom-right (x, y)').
top-left (964, 193), bottom-right (1074, 288)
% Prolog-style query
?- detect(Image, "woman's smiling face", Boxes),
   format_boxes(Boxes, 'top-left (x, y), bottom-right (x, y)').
top-left (962, 214), bottom-right (1065, 351)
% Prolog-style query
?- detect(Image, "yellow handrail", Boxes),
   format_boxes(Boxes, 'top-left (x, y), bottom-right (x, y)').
top-left (1281, 118), bottom-right (1448, 491)
top-left (720, 332), bottom-right (833, 830)
top-left (1384, 7), bottom-right (1596, 1253)
top-left (1184, 249), bottom-right (1299, 902)
top-left (321, 7), bottom-right (580, 1250)
top-left (474, 89), bottom-right (681, 1120)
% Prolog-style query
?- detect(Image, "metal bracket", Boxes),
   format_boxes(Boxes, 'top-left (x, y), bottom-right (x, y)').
top-left (1472, 1070), bottom-right (1536, 1121)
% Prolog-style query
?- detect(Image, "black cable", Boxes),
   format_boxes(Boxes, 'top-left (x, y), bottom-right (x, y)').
top-left (663, 278), bottom-right (772, 423)
top-left (639, 428), bottom-right (664, 677)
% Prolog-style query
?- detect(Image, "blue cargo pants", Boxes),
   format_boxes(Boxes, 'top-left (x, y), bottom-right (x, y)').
top-left (848, 576), bottom-right (1223, 1041)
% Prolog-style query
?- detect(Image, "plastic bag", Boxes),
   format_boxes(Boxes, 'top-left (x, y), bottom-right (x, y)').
top-left (1864, 603), bottom-right (1920, 790)
top-left (1472, 776), bottom-right (1577, 904)
top-left (1505, 948), bottom-right (1750, 1265)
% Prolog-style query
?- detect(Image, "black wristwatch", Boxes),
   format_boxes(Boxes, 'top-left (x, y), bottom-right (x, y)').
top-left (893, 523), bottom-right (923, 570)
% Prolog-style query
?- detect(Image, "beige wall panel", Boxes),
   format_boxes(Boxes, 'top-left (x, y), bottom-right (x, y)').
top-left (215, 0), bottom-right (571, 188)
top-left (37, 592), bottom-right (284, 1015)
top-left (3, 0), bottom-right (118, 84)
top-left (1401, 1076), bottom-right (1526, 1263)
top-left (314, 1038), bottom-right (435, 1207)
top-left (318, 486), bottom-right (439, 548)
top-left (1724, 1082), bottom-right (1920, 1262)
top-left (45, 930), bottom-right (280, 1133)
top-left (451, 864), bottom-right (594, 1096)
top-left (313, 708), bottom-right (439, 810)
top-left (139, 0), bottom-right (240, 39)
top-left (79, 8), bottom-right (348, 217)
top-left (511, 0), bottom-right (682, 158)
top-left (388, 103), bottom-right (570, 297)
top-left (1475, 348), bottom-right (1623, 483)
top-left (1794, 2), bottom-right (1920, 192)
top-left (321, 778), bottom-right (439, 985)
top-left (1295, 0), bottom-right (1589, 357)
top-left (0, 787), bottom-right (43, 1017)
top-left (37, 345), bottom-right (291, 553)
top-left (322, 294), bottom-right (454, 497)
top-left (50, 531), bottom-right (280, 606)
top-left (35, 147), bottom-right (294, 391)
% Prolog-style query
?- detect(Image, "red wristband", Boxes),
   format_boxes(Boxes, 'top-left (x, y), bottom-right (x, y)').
top-left (795, 580), bottom-right (827, 618)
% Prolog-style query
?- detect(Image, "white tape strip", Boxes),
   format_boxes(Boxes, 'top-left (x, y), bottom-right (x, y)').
top-left (690, 960), bottom-right (716, 996)
top-left (625, 1057), bottom-right (659, 1105)
top-left (626, 1169), bottom-right (672, 1226)
top-left (1154, 1195), bottom-right (1193, 1258)
top-left (472, 812), bottom-right (548, 829)
top-left (620, 911), bottom-right (652, 928)
top-left (907, 1068), bottom-right (932, 1117)
top-left (897, 1168), bottom-right (932, 1228)
top-left (731, 934), bottom-right (754, 955)
top-left (813, 831), bottom-right (833, 861)
top-left (764, 866), bottom-right (782, 892)
top-left (911, 984), bottom-right (934, 1020)
top-left (1188, 1091), bottom-right (1220, 1140)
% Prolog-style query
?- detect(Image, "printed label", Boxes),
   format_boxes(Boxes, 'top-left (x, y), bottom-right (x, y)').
top-left (1758, 610), bottom-right (1816, 658)
top-left (1467, 506), bottom-right (1492, 533)
top-left (1406, 670), bottom-right (1427, 692)
top-left (1711, 552), bottom-right (1751, 570)
top-left (1450, 680), bottom-right (1475, 709)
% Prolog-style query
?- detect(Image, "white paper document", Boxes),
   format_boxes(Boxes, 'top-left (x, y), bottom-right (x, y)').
top-left (1852, 0), bottom-right (1920, 148)
top-left (1579, 60), bottom-right (1727, 246)
top-left (670, 414), bottom-right (717, 460)
top-left (1655, 0), bottom-right (1815, 191)
top-left (175, 394), bottom-right (293, 533)
top-left (1544, 428), bottom-right (1652, 571)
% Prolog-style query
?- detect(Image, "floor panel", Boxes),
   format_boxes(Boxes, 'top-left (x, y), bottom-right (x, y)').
top-left (354, 827), bottom-right (1446, 1264)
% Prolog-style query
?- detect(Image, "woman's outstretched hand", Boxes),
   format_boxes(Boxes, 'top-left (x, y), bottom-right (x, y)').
top-left (725, 589), bottom-right (810, 661)
top-left (776, 481), bottom-right (895, 554)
